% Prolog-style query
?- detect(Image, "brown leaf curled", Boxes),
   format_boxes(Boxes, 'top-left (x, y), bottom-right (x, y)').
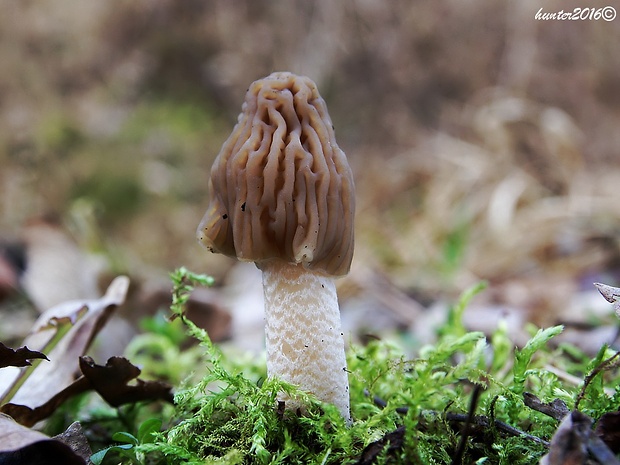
top-left (0, 342), bottom-right (48, 368)
top-left (594, 282), bottom-right (620, 316)
top-left (541, 411), bottom-right (620, 465)
top-left (0, 414), bottom-right (86, 464)
top-left (595, 411), bottom-right (620, 454)
top-left (79, 356), bottom-right (174, 407)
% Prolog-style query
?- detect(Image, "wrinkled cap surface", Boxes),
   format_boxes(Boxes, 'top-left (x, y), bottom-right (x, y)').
top-left (197, 72), bottom-right (355, 277)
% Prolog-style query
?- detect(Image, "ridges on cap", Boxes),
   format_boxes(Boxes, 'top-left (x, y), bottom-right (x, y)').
top-left (197, 72), bottom-right (355, 277)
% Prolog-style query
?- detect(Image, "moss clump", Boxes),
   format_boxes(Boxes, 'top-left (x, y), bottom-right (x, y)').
top-left (101, 268), bottom-right (620, 464)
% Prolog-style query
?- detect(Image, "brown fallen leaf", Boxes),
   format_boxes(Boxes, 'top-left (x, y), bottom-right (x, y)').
top-left (0, 342), bottom-right (48, 368)
top-left (0, 276), bottom-right (129, 408)
top-left (594, 411), bottom-right (620, 454)
top-left (53, 421), bottom-right (92, 463)
top-left (594, 282), bottom-right (620, 317)
top-left (540, 411), bottom-right (589, 465)
top-left (540, 410), bottom-right (620, 465)
top-left (79, 355), bottom-right (174, 407)
top-left (1, 377), bottom-right (92, 427)
top-left (2, 356), bottom-right (173, 426)
top-left (0, 414), bottom-right (88, 464)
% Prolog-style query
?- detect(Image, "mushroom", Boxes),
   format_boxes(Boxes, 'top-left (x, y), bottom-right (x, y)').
top-left (197, 72), bottom-right (355, 421)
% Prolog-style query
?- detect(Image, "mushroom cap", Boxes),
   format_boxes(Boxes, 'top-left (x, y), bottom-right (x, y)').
top-left (197, 72), bottom-right (355, 277)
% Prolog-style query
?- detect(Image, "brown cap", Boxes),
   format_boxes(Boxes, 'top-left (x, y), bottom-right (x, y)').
top-left (197, 72), bottom-right (355, 277)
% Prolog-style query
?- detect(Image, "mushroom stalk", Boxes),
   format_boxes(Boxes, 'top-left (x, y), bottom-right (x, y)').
top-left (261, 260), bottom-right (350, 421)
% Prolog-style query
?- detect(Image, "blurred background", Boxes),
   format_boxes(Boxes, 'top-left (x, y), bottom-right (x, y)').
top-left (1, 0), bottom-right (619, 352)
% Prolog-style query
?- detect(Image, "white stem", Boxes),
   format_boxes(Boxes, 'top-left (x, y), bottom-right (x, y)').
top-left (261, 261), bottom-right (350, 421)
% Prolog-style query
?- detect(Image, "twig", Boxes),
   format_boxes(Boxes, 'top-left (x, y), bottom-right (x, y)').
top-left (371, 394), bottom-right (549, 448)
top-left (523, 392), bottom-right (569, 421)
top-left (575, 350), bottom-right (620, 410)
top-left (445, 412), bottom-right (549, 448)
top-left (355, 426), bottom-right (406, 465)
top-left (371, 394), bottom-right (409, 414)
top-left (543, 364), bottom-right (615, 397)
top-left (451, 384), bottom-right (483, 465)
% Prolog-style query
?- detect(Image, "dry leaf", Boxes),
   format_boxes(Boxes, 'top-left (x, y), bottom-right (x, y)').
top-left (540, 410), bottom-right (620, 465)
top-left (53, 421), bottom-right (92, 463)
top-left (594, 411), bottom-right (620, 454)
top-left (0, 276), bottom-right (129, 408)
top-left (2, 355), bottom-right (172, 426)
top-left (0, 343), bottom-right (48, 368)
top-left (1, 377), bottom-right (91, 427)
top-left (79, 356), bottom-right (174, 407)
top-left (540, 411), bottom-right (590, 465)
top-left (0, 414), bottom-right (87, 464)
top-left (594, 282), bottom-right (620, 317)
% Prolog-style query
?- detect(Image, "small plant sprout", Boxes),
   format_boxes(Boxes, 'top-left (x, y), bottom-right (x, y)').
top-left (197, 72), bottom-right (355, 421)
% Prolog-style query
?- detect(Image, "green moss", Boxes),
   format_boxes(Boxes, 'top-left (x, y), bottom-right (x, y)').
top-left (88, 268), bottom-right (620, 464)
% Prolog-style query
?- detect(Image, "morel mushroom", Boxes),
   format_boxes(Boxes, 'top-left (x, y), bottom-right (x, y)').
top-left (197, 72), bottom-right (355, 420)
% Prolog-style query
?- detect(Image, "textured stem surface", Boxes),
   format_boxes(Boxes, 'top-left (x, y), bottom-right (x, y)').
top-left (261, 261), bottom-right (350, 420)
